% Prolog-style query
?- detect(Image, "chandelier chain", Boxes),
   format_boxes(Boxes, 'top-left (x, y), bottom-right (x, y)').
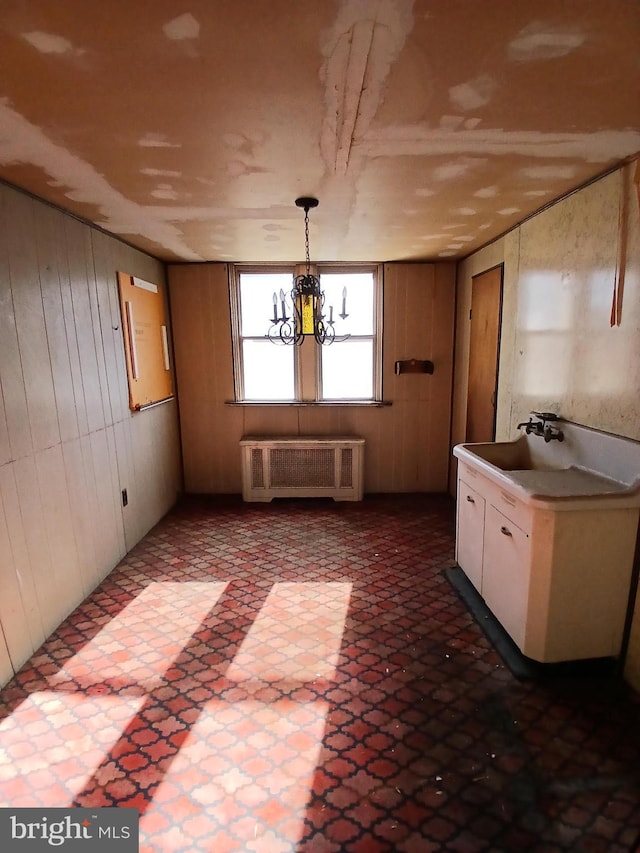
top-left (304, 207), bottom-right (311, 273)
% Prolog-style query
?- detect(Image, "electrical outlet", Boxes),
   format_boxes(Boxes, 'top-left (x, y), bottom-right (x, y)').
top-left (121, 488), bottom-right (128, 507)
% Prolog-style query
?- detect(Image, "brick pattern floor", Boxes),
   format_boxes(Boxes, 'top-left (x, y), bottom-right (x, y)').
top-left (1, 494), bottom-right (639, 852)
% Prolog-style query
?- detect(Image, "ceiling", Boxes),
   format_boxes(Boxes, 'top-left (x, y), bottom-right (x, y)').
top-left (1, 0), bottom-right (638, 264)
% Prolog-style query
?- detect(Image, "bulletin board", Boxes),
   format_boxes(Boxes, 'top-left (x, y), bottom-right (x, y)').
top-left (117, 271), bottom-right (174, 411)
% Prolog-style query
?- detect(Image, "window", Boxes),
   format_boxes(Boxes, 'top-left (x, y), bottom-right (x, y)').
top-left (230, 265), bottom-right (382, 403)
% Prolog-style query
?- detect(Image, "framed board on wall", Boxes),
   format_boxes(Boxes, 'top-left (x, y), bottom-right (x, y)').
top-left (117, 271), bottom-right (174, 411)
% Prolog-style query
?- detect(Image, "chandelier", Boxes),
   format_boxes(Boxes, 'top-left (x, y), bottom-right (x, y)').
top-left (268, 197), bottom-right (349, 345)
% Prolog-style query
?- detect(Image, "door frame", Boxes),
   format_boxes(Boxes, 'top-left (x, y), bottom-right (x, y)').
top-left (466, 262), bottom-right (504, 442)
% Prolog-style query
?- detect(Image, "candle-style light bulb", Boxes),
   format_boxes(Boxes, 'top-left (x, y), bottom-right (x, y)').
top-left (272, 291), bottom-right (278, 323)
top-left (340, 286), bottom-right (348, 319)
top-left (279, 289), bottom-right (287, 321)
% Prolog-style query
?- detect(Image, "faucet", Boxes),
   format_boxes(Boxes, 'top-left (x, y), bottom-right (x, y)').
top-left (543, 424), bottom-right (564, 443)
top-left (516, 417), bottom-right (544, 436)
top-left (517, 412), bottom-right (564, 442)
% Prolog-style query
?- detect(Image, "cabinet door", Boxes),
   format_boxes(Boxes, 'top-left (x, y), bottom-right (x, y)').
top-left (482, 505), bottom-right (530, 649)
top-left (456, 479), bottom-right (485, 592)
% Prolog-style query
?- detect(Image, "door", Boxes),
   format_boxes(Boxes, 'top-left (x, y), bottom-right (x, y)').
top-left (466, 265), bottom-right (503, 442)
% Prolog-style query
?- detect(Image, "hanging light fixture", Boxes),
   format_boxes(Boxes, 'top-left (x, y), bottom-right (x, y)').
top-left (268, 197), bottom-right (349, 346)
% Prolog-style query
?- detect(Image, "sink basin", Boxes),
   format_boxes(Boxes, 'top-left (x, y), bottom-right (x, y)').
top-left (453, 419), bottom-right (640, 509)
top-left (462, 437), bottom-right (569, 472)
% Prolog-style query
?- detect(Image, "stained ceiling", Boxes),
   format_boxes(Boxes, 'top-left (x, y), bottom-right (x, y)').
top-left (0, 0), bottom-right (638, 263)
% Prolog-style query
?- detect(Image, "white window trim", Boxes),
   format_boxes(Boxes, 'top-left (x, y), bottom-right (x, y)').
top-left (229, 263), bottom-right (383, 404)
top-left (316, 264), bottom-right (383, 402)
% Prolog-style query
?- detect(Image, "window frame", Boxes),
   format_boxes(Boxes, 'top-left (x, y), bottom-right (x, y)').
top-left (230, 262), bottom-right (383, 404)
top-left (316, 264), bottom-right (383, 403)
top-left (229, 264), bottom-right (299, 402)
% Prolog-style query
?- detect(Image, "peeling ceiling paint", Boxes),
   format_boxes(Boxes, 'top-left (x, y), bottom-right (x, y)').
top-left (320, 0), bottom-right (415, 175)
top-left (163, 13), bottom-right (201, 41)
top-left (0, 0), bottom-right (638, 262)
top-left (361, 126), bottom-right (640, 162)
top-left (22, 31), bottom-right (85, 57)
top-left (508, 21), bottom-right (586, 61)
top-left (449, 75), bottom-right (497, 111)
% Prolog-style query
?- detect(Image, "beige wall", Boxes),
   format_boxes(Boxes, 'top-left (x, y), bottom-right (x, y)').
top-left (0, 184), bottom-right (182, 687)
top-left (455, 165), bottom-right (640, 448)
top-left (452, 162), bottom-right (640, 689)
top-left (169, 262), bottom-right (456, 495)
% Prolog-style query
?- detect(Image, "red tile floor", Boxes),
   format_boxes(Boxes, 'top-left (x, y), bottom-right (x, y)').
top-left (1, 494), bottom-right (639, 852)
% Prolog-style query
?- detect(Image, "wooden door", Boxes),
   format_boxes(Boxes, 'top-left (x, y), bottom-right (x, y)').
top-left (466, 265), bottom-right (503, 442)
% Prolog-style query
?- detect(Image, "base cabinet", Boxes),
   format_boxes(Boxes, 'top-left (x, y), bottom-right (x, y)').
top-left (455, 462), bottom-right (638, 663)
top-left (455, 480), bottom-right (485, 591)
top-left (482, 505), bottom-right (530, 649)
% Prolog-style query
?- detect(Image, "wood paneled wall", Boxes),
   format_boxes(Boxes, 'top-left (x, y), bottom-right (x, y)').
top-left (0, 184), bottom-right (182, 687)
top-left (169, 262), bottom-right (455, 495)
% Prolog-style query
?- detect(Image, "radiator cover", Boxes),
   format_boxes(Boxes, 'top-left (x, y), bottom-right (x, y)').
top-left (240, 436), bottom-right (365, 502)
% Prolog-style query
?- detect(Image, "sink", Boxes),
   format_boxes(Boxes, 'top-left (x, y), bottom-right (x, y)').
top-left (453, 418), bottom-right (640, 664)
top-left (462, 437), bottom-right (570, 472)
top-left (453, 419), bottom-right (640, 509)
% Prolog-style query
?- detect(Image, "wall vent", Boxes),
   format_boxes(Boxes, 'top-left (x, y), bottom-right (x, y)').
top-left (240, 436), bottom-right (364, 502)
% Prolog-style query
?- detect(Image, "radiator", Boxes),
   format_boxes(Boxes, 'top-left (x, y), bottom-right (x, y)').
top-left (240, 436), bottom-right (365, 502)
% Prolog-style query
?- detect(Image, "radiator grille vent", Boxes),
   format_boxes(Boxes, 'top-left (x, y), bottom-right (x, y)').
top-left (251, 448), bottom-right (265, 488)
top-left (241, 437), bottom-right (363, 502)
top-left (270, 448), bottom-right (335, 488)
top-left (340, 448), bottom-right (353, 487)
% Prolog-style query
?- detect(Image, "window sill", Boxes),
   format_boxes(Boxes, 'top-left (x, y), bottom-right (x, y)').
top-left (225, 400), bottom-right (392, 407)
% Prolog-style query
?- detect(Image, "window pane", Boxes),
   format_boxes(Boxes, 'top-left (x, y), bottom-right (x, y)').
top-left (319, 273), bottom-right (374, 336)
top-left (242, 340), bottom-right (294, 400)
top-left (321, 339), bottom-right (374, 400)
top-left (240, 273), bottom-right (293, 337)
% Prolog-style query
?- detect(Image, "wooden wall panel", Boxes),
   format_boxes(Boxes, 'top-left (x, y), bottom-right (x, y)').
top-left (0, 188), bottom-right (35, 462)
top-left (423, 264), bottom-right (457, 488)
top-left (93, 231), bottom-right (126, 425)
top-left (83, 229), bottom-right (113, 430)
top-left (0, 629), bottom-right (11, 689)
top-left (0, 184), bottom-right (182, 687)
top-left (35, 445), bottom-right (82, 619)
top-left (56, 215), bottom-right (90, 439)
top-left (90, 426), bottom-right (125, 572)
top-left (65, 217), bottom-right (107, 435)
top-left (127, 400), bottom-right (182, 548)
top-left (0, 390), bottom-right (10, 470)
top-left (0, 465), bottom-right (41, 665)
top-left (36, 205), bottom-right (80, 444)
top-left (6, 194), bottom-right (60, 453)
top-left (169, 261), bottom-right (456, 495)
top-left (62, 437), bottom-right (99, 597)
top-left (12, 456), bottom-right (57, 637)
top-left (170, 264), bottom-right (242, 494)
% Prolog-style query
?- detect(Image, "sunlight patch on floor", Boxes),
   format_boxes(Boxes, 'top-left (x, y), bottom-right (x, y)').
top-left (47, 582), bottom-right (228, 691)
top-left (0, 691), bottom-right (145, 805)
top-left (139, 698), bottom-right (329, 852)
top-left (226, 582), bottom-right (352, 683)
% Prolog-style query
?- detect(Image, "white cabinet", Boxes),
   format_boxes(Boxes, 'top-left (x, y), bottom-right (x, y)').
top-left (455, 479), bottom-right (485, 590)
top-left (455, 462), bottom-right (637, 663)
top-left (481, 505), bottom-right (530, 649)
top-left (457, 478), bottom-right (531, 650)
